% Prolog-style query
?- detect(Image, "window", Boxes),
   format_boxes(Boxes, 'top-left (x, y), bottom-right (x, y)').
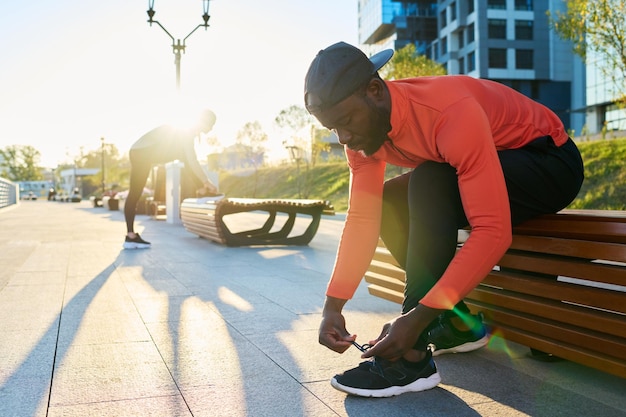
top-left (450, 2), bottom-right (457, 22)
top-left (459, 56), bottom-right (465, 74)
top-left (488, 19), bottom-right (507, 39)
top-left (515, 20), bottom-right (533, 40)
top-left (516, 49), bottom-right (534, 69)
top-left (458, 30), bottom-right (464, 49)
top-left (515, 0), bottom-right (533, 11)
top-left (468, 0), bottom-right (475, 14)
top-left (441, 36), bottom-right (448, 55)
top-left (467, 22), bottom-right (475, 43)
top-left (489, 48), bottom-right (507, 68)
top-left (441, 8), bottom-right (447, 27)
top-left (488, 0), bottom-right (506, 9)
top-left (468, 51), bottom-right (476, 72)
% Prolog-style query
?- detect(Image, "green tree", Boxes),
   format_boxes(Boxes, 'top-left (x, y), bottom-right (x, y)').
top-left (236, 121), bottom-right (268, 196)
top-left (275, 105), bottom-right (319, 198)
top-left (549, 0), bottom-right (626, 105)
top-left (0, 145), bottom-right (43, 181)
top-left (236, 121), bottom-right (268, 164)
top-left (380, 43), bottom-right (447, 80)
top-left (310, 126), bottom-right (332, 166)
top-left (75, 141), bottom-right (128, 196)
top-left (275, 105), bottom-right (315, 155)
top-left (203, 134), bottom-right (223, 171)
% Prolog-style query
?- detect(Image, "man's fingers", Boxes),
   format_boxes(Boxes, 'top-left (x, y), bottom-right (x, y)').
top-left (319, 331), bottom-right (355, 352)
top-left (362, 337), bottom-right (386, 358)
top-left (361, 336), bottom-right (403, 361)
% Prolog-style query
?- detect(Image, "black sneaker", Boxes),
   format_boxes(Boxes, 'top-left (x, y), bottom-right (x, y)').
top-left (330, 351), bottom-right (441, 397)
top-left (428, 313), bottom-right (489, 356)
top-left (123, 234), bottom-right (151, 249)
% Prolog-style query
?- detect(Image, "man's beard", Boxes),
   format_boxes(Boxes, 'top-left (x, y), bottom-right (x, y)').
top-left (361, 100), bottom-right (392, 157)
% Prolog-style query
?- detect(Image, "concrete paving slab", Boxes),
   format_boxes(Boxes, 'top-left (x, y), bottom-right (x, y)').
top-left (57, 310), bottom-right (152, 347)
top-left (50, 341), bottom-right (180, 406)
top-left (0, 285), bottom-right (63, 332)
top-left (0, 327), bottom-right (57, 417)
top-left (0, 376), bottom-right (50, 417)
top-left (1, 201), bottom-right (626, 417)
top-left (8, 270), bottom-right (67, 286)
top-left (46, 395), bottom-right (193, 417)
top-left (0, 329), bottom-right (58, 380)
top-left (180, 382), bottom-right (338, 417)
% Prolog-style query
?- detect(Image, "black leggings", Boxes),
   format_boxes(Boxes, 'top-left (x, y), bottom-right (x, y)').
top-left (380, 137), bottom-right (584, 349)
top-left (124, 148), bottom-right (202, 234)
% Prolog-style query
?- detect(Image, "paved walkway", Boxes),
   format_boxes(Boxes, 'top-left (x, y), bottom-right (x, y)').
top-left (1, 200), bottom-right (625, 417)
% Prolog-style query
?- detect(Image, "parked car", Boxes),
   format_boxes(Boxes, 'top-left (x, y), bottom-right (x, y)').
top-left (70, 188), bottom-right (81, 203)
top-left (22, 191), bottom-right (37, 200)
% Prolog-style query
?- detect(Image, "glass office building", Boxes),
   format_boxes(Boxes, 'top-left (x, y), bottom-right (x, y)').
top-left (585, 50), bottom-right (626, 134)
top-left (357, 0), bottom-right (586, 133)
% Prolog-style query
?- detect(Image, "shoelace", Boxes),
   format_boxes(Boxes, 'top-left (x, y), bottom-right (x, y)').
top-left (351, 341), bottom-right (372, 353)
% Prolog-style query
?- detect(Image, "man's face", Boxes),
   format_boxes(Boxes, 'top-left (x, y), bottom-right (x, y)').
top-left (312, 88), bottom-right (391, 157)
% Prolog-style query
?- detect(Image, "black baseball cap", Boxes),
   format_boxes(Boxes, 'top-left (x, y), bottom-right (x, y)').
top-left (304, 42), bottom-right (393, 113)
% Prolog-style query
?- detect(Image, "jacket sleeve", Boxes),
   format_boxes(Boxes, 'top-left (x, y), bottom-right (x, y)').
top-left (326, 151), bottom-right (386, 300)
top-left (182, 137), bottom-right (211, 186)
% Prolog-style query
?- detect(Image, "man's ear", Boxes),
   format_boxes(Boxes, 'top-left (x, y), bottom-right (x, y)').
top-left (365, 78), bottom-right (386, 102)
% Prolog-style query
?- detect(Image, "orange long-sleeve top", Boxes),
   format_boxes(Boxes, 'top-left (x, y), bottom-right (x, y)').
top-left (327, 75), bottom-right (569, 310)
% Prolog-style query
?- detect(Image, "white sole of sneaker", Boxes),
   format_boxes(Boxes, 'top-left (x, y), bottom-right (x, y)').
top-left (123, 242), bottom-right (151, 249)
top-left (432, 334), bottom-right (489, 357)
top-left (330, 371), bottom-right (441, 398)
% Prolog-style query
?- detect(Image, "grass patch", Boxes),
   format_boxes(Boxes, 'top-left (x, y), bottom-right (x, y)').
top-left (219, 137), bottom-right (626, 212)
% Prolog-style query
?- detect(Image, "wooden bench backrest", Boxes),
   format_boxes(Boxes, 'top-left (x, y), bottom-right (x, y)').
top-left (364, 210), bottom-right (626, 378)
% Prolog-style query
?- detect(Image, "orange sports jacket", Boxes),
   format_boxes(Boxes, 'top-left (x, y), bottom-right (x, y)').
top-left (327, 75), bottom-right (569, 310)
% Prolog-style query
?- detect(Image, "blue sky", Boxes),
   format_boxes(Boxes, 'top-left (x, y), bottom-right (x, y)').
top-left (0, 1), bottom-right (358, 167)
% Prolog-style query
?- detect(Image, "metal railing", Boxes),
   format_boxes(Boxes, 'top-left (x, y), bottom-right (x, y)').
top-left (0, 177), bottom-right (18, 209)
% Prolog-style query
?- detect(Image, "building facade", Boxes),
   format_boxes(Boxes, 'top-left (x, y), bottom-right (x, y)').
top-left (16, 180), bottom-right (54, 200)
top-left (585, 50), bottom-right (626, 135)
top-left (357, 0), bottom-right (586, 134)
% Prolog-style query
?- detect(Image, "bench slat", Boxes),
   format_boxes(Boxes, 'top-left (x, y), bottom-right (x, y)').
top-left (466, 286), bottom-right (626, 339)
top-left (483, 271), bottom-right (626, 314)
top-left (465, 299), bottom-right (626, 361)
top-left (514, 212), bottom-right (626, 244)
top-left (366, 259), bottom-right (406, 282)
top-left (499, 251), bottom-right (626, 287)
top-left (483, 322), bottom-right (626, 377)
top-left (372, 246), bottom-right (400, 266)
top-left (510, 235), bottom-right (626, 263)
top-left (367, 285), bottom-right (405, 304)
top-left (364, 271), bottom-right (406, 293)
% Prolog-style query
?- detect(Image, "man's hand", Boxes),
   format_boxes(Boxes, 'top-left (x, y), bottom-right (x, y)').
top-left (362, 304), bottom-right (443, 361)
top-left (196, 182), bottom-right (219, 197)
top-left (318, 296), bottom-right (355, 353)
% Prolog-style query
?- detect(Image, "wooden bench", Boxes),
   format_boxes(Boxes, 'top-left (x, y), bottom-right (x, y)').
top-left (89, 196), bottom-right (103, 207)
top-left (181, 197), bottom-right (335, 246)
top-left (364, 209), bottom-right (626, 378)
top-left (145, 197), bottom-right (166, 219)
top-left (101, 195), bottom-right (119, 211)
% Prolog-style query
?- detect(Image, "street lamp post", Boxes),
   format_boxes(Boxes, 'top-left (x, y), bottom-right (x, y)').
top-left (146, 0), bottom-right (211, 90)
top-left (100, 137), bottom-right (106, 195)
